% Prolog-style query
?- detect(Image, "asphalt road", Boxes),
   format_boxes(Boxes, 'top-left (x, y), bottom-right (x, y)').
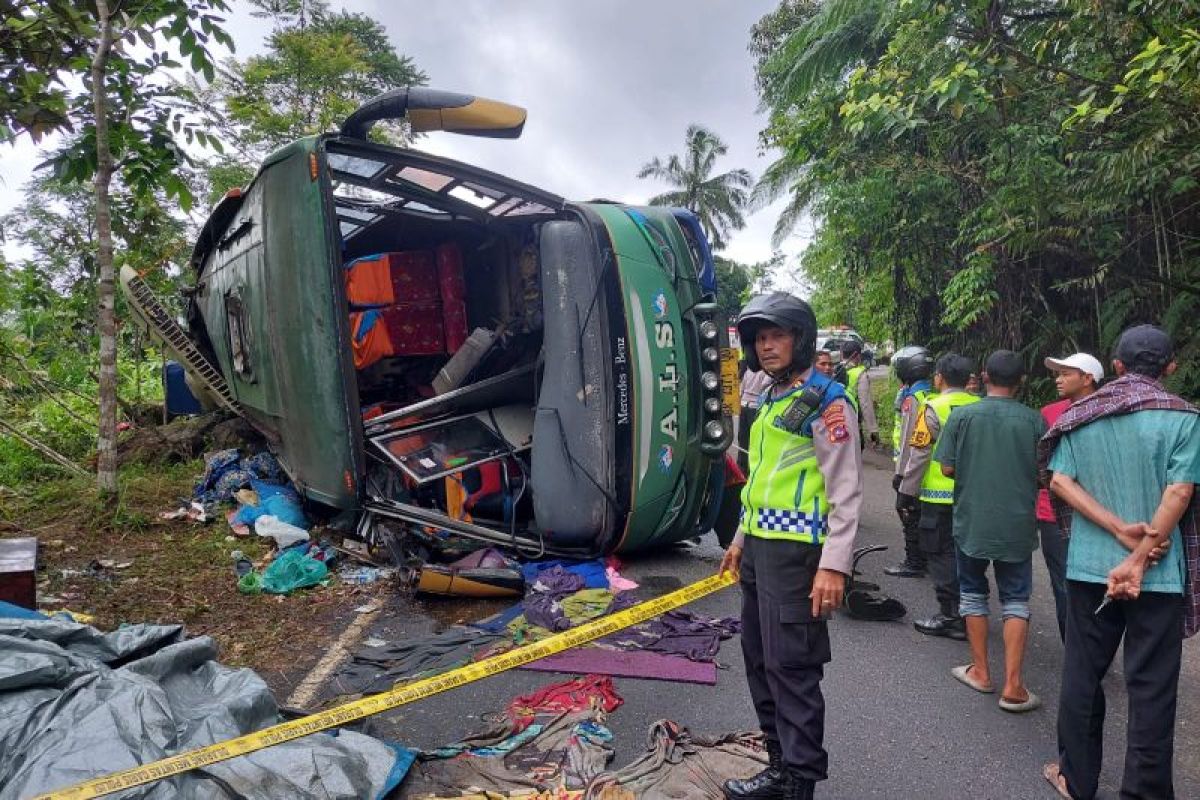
top-left (334, 429), bottom-right (1200, 799)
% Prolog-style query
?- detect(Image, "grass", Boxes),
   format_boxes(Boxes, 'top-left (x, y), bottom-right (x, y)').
top-left (871, 369), bottom-right (901, 445)
top-left (1, 461), bottom-right (386, 696)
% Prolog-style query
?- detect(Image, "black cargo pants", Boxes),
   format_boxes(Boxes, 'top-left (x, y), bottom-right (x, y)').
top-left (918, 502), bottom-right (959, 617)
top-left (895, 492), bottom-right (927, 569)
top-left (740, 534), bottom-right (832, 782)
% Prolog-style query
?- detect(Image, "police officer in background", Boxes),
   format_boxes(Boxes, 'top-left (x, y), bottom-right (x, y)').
top-left (897, 353), bottom-right (980, 638)
top-left (835, 340), bottom-right (879, 447)
top-left (719, 292), bottom-right (864, 800)
top-left (885, 346), bottom-right (935, 577)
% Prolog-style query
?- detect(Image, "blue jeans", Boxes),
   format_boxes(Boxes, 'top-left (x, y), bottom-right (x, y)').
top-left (955, 548), bottom-right (1033, 620)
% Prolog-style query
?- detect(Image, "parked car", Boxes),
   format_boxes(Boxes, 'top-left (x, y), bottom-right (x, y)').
top-left (816, 328), bottom-right (867, 365)
top-left (123, 89), bottom-right (741, 557)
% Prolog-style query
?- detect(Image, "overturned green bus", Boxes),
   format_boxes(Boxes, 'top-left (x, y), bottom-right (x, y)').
top-left (127, 89), bottom-right (739, 557)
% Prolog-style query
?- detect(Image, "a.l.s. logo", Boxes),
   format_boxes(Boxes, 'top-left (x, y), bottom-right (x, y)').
top-left (658, 444), bottom-right (674, 473)
top-left (652, 289), bottom-right (680, 444)
top-left (652, 290), bottom-right (669, 319)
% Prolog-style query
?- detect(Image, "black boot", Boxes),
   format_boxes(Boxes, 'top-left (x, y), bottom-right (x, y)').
top-left (883, 559), bottom-right (926, 578)
top-left (723, 738), bottom-right (784, 799)
top-left (913, 613), bottom-right (966, 640)
top-left (782, 767), bottom-right (816, 800)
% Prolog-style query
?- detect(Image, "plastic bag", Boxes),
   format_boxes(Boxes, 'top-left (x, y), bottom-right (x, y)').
top-left (238, 570), bottom-right (263, 595)
top-left (254, 515), bottom-right (311, 549)
top-left (261, 549), bottom-right (328, 595)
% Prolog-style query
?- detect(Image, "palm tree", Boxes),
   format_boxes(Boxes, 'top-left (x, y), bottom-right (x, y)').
top-left (637, 124), bottom-right (753, 251)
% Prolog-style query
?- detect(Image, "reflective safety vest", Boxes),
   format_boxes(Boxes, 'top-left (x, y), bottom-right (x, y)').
top-left (843, 364), bottom-right (867, 412)
top-left (917, 390), bottom-right (980, 504)
top-left (892, 381), bottom-right (932, 460)
top-left (740, 371), bottom-right (847, 544)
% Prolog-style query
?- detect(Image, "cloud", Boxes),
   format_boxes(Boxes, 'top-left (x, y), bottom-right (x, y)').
top-left (3, 1), bottom-right (812, 282)
top-left (353, 0), bottom-right (811, 269)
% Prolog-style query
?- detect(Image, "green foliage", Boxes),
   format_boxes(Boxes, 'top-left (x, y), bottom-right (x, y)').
top-left (638, 124), bottom-right (754, 251)
top-left (755, 0), bottom-right (1200, 399)
top-left (714, 257), bottom-right (752, 321)
top-left (0, 0), bottom-right (91, 142)
top-left (189, 0), bottom-right (427, 175)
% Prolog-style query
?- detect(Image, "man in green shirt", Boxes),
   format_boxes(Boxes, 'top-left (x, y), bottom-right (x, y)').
top-left (1041, 325), bottom-right (1200, 800)
top-left (935, 350), bottom-right (1046, 712)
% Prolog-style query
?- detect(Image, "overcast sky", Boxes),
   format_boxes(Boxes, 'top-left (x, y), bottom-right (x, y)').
top-left (0, 0), bottom-right (810, 281)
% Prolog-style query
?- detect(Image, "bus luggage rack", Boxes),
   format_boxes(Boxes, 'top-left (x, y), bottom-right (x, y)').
top-left (122, 269), bottom-right (242, 416)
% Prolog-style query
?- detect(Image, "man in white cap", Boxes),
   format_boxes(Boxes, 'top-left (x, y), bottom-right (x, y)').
top-left (1037, 352), bottom-right (1104, 640)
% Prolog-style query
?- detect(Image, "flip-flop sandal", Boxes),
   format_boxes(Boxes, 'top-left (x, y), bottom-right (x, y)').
top-left (951, 664), bottom-right (994, 693)
top-left (999, 691), bottom-right (1042, 713)
top-left (1043, 762), bottom-right (1071, 798)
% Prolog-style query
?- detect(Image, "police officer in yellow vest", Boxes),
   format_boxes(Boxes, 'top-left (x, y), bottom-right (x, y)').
top-left (897, 353), bottom-right (979, 638)
top-left (719, 293), bottom-right (863, 800)
top-left (886, 346), bottom-right (936, 577)
top-left (835, 340), bottom-right (879, 446)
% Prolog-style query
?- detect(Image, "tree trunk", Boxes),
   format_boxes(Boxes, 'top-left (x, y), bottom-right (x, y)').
top-left (92, 0), bottom-right (118, 496)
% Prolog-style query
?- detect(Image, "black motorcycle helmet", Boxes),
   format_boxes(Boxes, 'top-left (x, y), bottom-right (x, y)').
top-left (892, 345), bottom-right (935, 384)
top-left (736, 292), bottom-right (818, 376)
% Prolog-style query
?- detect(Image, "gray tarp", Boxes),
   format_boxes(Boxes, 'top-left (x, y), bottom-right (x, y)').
top-left (0, 616), bottom-right (403, 800)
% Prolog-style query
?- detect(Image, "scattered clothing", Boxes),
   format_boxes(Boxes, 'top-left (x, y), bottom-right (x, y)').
top-left (401, 710), bottom-right (613, 798)
top-left (605, 567), bottom-right (638, 593)
top-left (506, 675), bottom-right (623, 727)
top-left (520, 560), bottom-right (609, 590)
top-left (471, 602), bottom-right (527, 634)
top-left (532, 565), bottom-right (587, 596)
top-left (604, 556), bottom-right (638, 593)
top-left (404, 677), bottom-right (622, 797)
top-left (585, 720), bottom-right (768, 800)
top-left (194, 449), bottom-right (285, 505)
top-left (512, 589), bottom-right (627, 641)
top-left (519, 648), bottom-right (717, 685)
top-left (602, 610), bottom-right (740, 662)
top-left (334, 627), bottom-right (507, 695)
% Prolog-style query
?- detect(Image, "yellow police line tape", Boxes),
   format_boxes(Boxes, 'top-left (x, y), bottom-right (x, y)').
top-left (34, 571), bottom-right (737, 800)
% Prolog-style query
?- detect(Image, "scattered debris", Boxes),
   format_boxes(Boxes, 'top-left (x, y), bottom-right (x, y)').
top-left (340, 566), bottom-right (395, 586)
top-left (411, 548), bottom-right (525, 598)
top-left (400, 676), bottom-right (767, 799)
top-left (254, 515), bottom-right (311, 549)
top-left (159, 501), bottom-right (210, 523)
top-left (518, 649), bottom-right (717, 685)
top-left (0, 537), bottom-right (37, 610)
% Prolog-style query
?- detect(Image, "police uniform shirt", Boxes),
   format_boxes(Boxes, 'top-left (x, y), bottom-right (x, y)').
top-left (732, 369), bottom-right (864, 576)
top-left (852, 367), bottom-right (879, 436)
top-left (893, 388), bottom-right (928, 478)
top-left (898, 401), bottom-right (942, 497)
